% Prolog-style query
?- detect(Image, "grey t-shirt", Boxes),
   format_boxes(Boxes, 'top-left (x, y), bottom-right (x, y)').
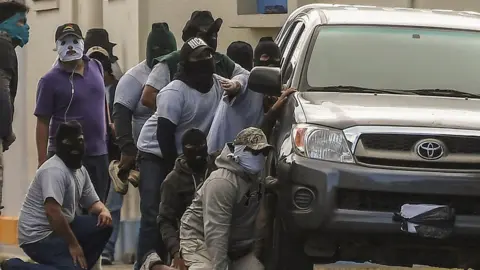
top-left (18, 155), bottom-right (99, 245)
top-left (114, 60), bottom-right (154, 142)
top-left (137, 74), bottom-right (247, 157)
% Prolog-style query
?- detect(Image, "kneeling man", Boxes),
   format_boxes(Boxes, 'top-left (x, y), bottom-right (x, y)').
top-left (179, 127), bottom-right (271, 270)
top-left (3, 121), bottom-right (112, 270)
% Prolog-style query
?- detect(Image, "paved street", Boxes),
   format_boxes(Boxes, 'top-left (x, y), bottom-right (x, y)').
top-left (103, 263), bottom-right (453, 270)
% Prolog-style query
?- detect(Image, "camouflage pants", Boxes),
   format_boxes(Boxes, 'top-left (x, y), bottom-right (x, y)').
top-left (0, 140), bottom-right (3, 214)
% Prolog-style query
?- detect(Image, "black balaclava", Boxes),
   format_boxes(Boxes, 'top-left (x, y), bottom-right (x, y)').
top-left (255, 37), bottom-right (282, 112)
top-left (254, 36), bottom-right (281, 67)
top-left (227, 41), bottom-right (253, 71)
top-left (55, 120), bottom-right (85, 170)
top-left (182, 11), bottom-right (223, 52)
top-left (84, 28), bottom-right (118, 63)
top-left (89, 51), bottom-right (113, 75)
top-left (182, 128), bottom-right (208, 173)
top-left (146, 22), bottom-right (177, 69)
top-left (174, 37), bottom-right (215, 93)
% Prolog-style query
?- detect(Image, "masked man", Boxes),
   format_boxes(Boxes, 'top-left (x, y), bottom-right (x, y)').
top-left (227, 41), bottom-right (253, 71)
top-left (141, 10), bottom-right (248, 110)
top-left (0, 0), bottom-right (30, 214)
top-left (97, 22), bottom-right (176, 266)
top-left (180, 127), bottom-right (271, 270)
top-left (84, 28), bottom-right (123, 80)
top-left (135, 37), bottom-right (248, 268)
top-left (156, 129), bottom-right (219, 270)
top-left (35, 23), bottom-right (111, 203)
top-left (85, 45), bottom-right (123, 267)
top-left (2, 121), bottom-right (112, 270)
top-left (113, 22), bottom-right (177, 193)
top-left (207, 37), bottom-right (296, 154)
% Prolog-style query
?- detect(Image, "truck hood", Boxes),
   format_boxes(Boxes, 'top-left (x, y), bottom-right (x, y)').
top-left (297, 92), bottom-right (480, 130)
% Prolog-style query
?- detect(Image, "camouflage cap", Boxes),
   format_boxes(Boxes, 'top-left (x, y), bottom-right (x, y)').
top-left (233, 127), bottom-right (273, 151)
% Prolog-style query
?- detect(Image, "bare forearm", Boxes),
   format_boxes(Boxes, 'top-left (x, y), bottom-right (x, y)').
top-left (141, 85), bottom-right (158, 110)
top-left (36, 117), bottom-right (50, 165)
top-left (46, 211), bottom-right (79, 246)
top-left (88, 201), bottom-right (107, 215)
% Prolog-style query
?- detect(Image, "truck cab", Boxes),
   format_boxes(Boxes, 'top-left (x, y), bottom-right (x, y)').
top-left (249, 4), bottom-right (480, 269)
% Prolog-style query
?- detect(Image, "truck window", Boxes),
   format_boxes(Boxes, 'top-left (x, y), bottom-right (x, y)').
top-left (305, 25), bottom-right (480, 95)
top-left (281, 23), bottom-right (305, 84)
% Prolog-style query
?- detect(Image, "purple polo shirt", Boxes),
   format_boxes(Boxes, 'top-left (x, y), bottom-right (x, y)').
top-left (34, 56), bottom-right (107, 156)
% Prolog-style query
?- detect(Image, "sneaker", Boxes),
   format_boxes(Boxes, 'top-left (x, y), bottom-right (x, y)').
top-left (101, 255), bottom-right (113, 266)
top-left (140, 251), bottom-right (164, 270)
top-left (91, 258), bottom-right (102, 270)
top-left (108, 160), bottom-right (128, 195)
top-left (128, 169), bottom-right (140, 188)
top-left (0, 260), bottom-right (7, 270)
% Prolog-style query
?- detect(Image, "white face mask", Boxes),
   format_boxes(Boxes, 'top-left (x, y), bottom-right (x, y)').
top-left (56, 36), bottom-right (84, 62)
top-left (234, 145), bottom-right (266, 175)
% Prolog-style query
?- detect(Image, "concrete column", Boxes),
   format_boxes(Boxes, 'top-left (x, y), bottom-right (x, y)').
top-left (77, 0), bottom-right (104, 30)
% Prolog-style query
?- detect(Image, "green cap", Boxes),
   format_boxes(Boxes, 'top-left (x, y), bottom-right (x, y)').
top-left (233, 127), bottom-right (273, 151)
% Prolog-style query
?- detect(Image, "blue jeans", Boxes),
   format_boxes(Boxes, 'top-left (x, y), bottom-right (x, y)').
top-left (82, 154), bottom-right (110, 203)
top-left (5, 215), bottom-right (112, 270)
top-left (134, 152), bottom-right (168, 270)
top-left (102, 184), bottom-right (123, 260)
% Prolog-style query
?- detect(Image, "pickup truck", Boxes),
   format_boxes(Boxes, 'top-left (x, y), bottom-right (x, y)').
top-left (248, 4), bottom-right (480, 270)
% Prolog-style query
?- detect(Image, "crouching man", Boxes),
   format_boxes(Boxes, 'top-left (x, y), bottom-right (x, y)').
top-left (179, 127), bottom-right (271, 270)
top-left (2, 121), bottom-right (112, 270)
top-left (155, 128), bottom-right (218, 270)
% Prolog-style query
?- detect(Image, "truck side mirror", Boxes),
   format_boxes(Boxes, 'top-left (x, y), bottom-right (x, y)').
top-left (248, 66), bottom-right (282, 97)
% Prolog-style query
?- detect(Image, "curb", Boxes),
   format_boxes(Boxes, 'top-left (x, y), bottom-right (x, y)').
top-left (0, 216), bottom-right (18, 245)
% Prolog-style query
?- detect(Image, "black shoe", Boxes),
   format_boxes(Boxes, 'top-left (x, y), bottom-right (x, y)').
top-left (101, 255), bottom-right (113, 265)
top-left (1, 259), bottom-right (9, 270)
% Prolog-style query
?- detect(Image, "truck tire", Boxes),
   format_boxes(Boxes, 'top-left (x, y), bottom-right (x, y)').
top-left (264, 214), bottom-right (313, 270)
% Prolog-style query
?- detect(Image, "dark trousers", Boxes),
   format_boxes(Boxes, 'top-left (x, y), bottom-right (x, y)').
top-left (134, 152), bottom-right (169, 270)
top-left (4, 215), bottom-right (112, 270)
top-left (48, 152), bottom-right (110, 203)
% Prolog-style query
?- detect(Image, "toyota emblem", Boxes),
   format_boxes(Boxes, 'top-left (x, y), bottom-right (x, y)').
top-left (414, 139), bottom-right (446, 160)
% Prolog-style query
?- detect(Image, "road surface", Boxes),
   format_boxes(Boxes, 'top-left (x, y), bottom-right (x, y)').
top-left (103, 263), bottom-right (452, 270)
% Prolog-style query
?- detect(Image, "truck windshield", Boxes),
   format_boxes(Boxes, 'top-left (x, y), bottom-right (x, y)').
top-left (306, 25), bottom-right (480, 96)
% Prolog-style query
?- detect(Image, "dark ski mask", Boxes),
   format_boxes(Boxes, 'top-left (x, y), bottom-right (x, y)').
top-left (55, 121), bottom-right (85, 169)
top-left (146, 22), bottom-right (177, 69)
top-left (254, 37), bottom-right (281, 67)
top-left (175, 37), bottom-right (215, 93)
top-left (182, 11), bottom-right (223, 52)
top-left (227, 41), bottom-right (253, 71)
top-left (182, 129), bottom-right (208, 173)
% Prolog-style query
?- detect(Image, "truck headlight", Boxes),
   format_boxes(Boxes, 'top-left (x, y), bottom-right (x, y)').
top-left (292, 124), bottom-right (354, 163)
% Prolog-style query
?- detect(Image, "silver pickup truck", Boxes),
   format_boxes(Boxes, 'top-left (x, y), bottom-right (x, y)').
top-left (248, 4), bottom-right (480, 270)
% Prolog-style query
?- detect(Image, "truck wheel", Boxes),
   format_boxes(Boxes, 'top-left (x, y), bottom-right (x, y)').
top-left (264, 216), bottom-right (313, 270)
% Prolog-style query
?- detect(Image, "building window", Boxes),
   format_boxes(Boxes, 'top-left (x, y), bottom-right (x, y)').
top-left (31, 0), bottom-right (59, 12)
top-left (237, 0), bottom-right (288, 15)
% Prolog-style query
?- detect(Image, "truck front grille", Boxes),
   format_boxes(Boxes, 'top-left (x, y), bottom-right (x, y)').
top-left (337, 189), bottom-right (480, 215)
top-left (354, 134), bottom-right (480, 171)
top-left (361, 134), bottom-right (480, 154)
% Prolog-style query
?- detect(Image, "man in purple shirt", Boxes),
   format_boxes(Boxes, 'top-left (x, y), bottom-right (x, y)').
top-left (35, 23), bottom-right (110, 202)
